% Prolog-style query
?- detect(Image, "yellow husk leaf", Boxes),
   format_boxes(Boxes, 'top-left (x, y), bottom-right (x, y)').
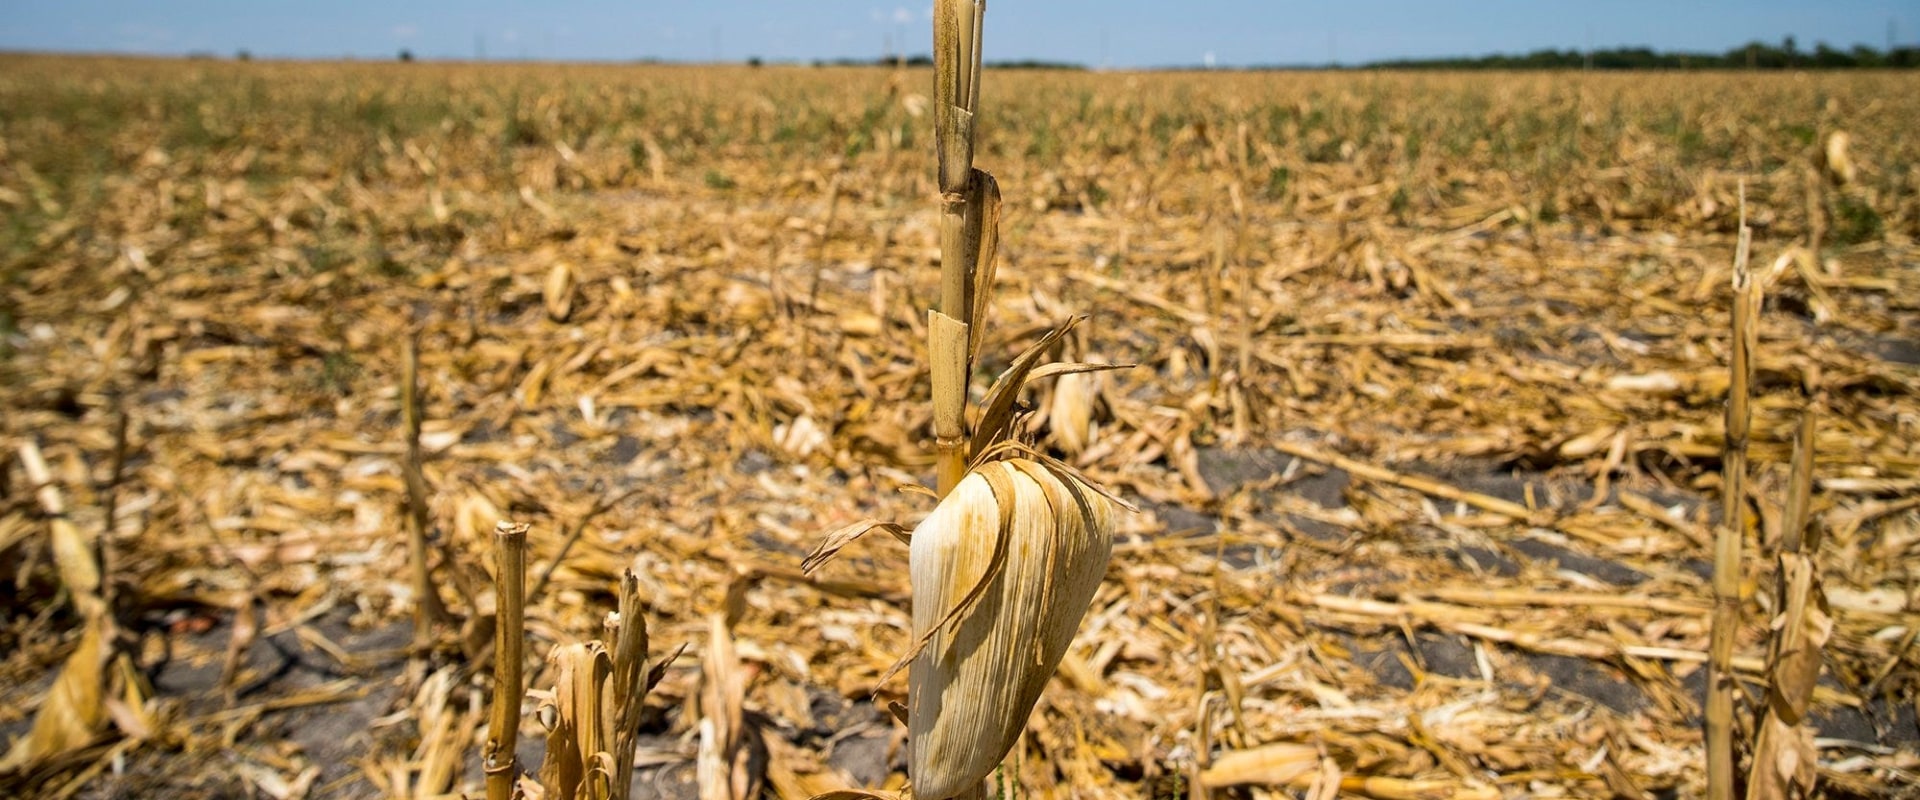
top-left (907, 458), bottom-right (1114, 800)
top-left (19, 442), bottom-right (103, 619)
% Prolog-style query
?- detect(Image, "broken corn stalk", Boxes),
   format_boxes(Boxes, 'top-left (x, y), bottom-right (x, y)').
top-left (907, 458), bottom-right (1116, 800)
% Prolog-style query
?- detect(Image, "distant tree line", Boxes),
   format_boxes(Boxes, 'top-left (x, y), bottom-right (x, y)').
top-left (1365, 40), bottom-right (1920, 70)
top-left (800, 54), bottom-right (1083, 70)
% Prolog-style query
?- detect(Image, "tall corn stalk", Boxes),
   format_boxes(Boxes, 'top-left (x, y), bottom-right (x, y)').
top-left (805, 5), bottom-right (1128, 799)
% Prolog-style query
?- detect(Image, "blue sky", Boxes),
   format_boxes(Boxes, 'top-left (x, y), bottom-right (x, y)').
top-left (2, 2), bottom-right (1912, 67)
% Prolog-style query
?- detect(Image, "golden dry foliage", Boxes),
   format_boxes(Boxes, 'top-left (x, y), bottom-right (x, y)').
top-left (524, 570), bottom-right (671, 800)
top-left (2, 53), bottom-right (1919, 798)
top-left (905, 459), bottom-right (1117, 799)
top-left (1, 441), bottom-right (149, 788)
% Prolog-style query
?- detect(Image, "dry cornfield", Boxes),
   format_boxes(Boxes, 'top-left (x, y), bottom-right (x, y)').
top-left (2, 53), bottom-right (1919, 798)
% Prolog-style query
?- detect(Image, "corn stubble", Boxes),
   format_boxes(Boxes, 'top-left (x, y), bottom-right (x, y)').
top-left (484, 524), bottom-right (677, 800)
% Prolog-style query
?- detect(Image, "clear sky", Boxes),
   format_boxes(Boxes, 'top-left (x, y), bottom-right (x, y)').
top-left (2, 1), bottom-right (1912, 68)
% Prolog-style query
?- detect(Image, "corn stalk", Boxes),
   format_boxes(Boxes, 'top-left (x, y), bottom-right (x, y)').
top-left (930, 0), bottom-right (1000, 498)
top-left (402, 333), bottom-right (451, 647)
top-left (484, 522), bottom-right (529, 800)
top-left (1746, 412), bottom-right (1827, 800)
top-left (799, 7), bottom-right (1128, 799)
top-left (1708, 195), bottom-right (1757, 800)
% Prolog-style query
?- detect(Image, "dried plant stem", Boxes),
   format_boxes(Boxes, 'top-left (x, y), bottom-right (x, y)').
top-left (484, 522), bottom-right (529, 800)
top-left (1780, 411), bottom-right (1818, 555)
top-left (930, 309), bottom-right (970, 496)
top-left (1269, 441), bottom-right (1541, 523)
top-left (1746, 411), bottom-right (1823, 800)
top-left (609, 570), bottom-right (652, 800)
top-left (402, 333), bottom-right (450, 646)
top-left (98, 403), bottom-right (130, 614)
top-left (1707, 199), bottom-right (1756, 800)
top-left (930, 0), bottom-right (992, 499)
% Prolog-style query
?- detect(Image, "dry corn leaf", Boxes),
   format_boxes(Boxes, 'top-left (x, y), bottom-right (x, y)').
top-left (0, 618), bottom-right (107, 773)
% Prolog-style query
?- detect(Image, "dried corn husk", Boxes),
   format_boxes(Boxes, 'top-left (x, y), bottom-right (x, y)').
top-left (907, 458), bottom-right (1115, 800)
top-left (524, 568), bottom-right (671, 800)
top-left (1199, 742), bottom-right (1319, 788)
top-left (1047, 370), bottom-right (1096, 456)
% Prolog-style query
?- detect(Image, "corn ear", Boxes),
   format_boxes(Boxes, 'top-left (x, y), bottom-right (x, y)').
top-left (907, 458), bottom-right (1114, 800)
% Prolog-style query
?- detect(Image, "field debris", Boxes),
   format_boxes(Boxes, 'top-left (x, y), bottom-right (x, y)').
top-left (1, 55), bottom-right (1917, 798)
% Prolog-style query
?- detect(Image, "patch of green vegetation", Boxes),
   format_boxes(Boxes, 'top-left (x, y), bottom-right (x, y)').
top-left (1024, 117), bottom-right (1059, 160)
top-left (993, 765), bottom-right (1018, 800)
top-left (1829, 195), bottom-right (1884, 246)
top-left (316, 350), bottom-right (360, 396)
top-left (301, 241), bottom-right (352, 275)
top-left (1264, 166), bottom-right (1291, 201)
top-left (703, 170), bottom-right (737, 190)
top-left (1535, 196), bottom-right (1561, 224)
top-left (370, 243), bottom-right (410, 278)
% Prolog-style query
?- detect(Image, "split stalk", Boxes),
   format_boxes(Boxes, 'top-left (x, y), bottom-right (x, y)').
top-left (1745, 411), bottom-right (1824, 800)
